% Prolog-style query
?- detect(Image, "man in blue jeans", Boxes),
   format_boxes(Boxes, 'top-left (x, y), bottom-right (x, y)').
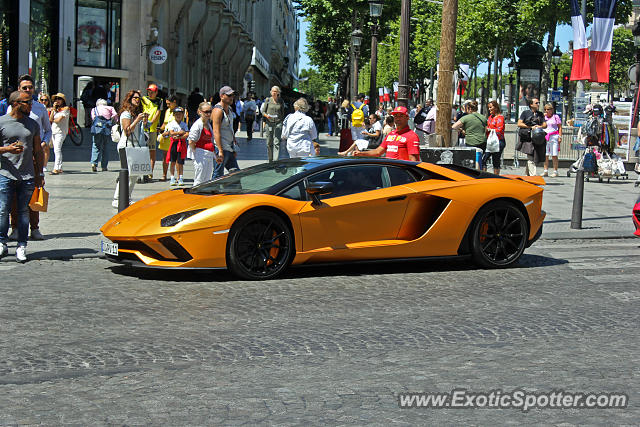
top-left (0, 91), bottom-right (45, 262)
top-left (212, 86), bottom-right (240, 179)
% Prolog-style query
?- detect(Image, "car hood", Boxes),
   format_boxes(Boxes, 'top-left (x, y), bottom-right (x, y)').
top-left (101, 189), bottom-right (243, 238)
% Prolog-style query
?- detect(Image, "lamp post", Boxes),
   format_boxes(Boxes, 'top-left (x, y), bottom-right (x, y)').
top-left (351, 28), bottom-right (363, 101)
top-left (632, 19), bottom-right (640, 127)
top-left (507, 61), bottom-right (513, 121)
top-left (397, 0), bottom-right (411, 107)
top-left (552, 43), bottom-right (562, 90)
top-left (368, 0), bottom-right (383, 112)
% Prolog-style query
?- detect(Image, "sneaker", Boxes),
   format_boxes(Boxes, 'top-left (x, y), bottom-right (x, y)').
top-left (8, 228), bottom-right (18, 241)
top-left (0, 243), bottom-right (7, 258)
top-left (101, 167), bottom-right (108, 172)
top-left (177, 177), bottom-right (184, 186)
top-left (91, 164), bottom-right (97, 172)
top-left (42, 167), bottom-right (47, 173)
top-left (30, 229), bottom-right (44, 240)
top-left (550, 170), bottom-right (558, 177)
top-left (542, 170), bottom-right (548, 177)
top-left (170, 176), bottom-right (177, 186)
top-left (16, 245), bottom-right (26, 263)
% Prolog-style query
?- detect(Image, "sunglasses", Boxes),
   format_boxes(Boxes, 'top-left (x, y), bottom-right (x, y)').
top-left (131, 96), bottom-right (140, 99)
top-left (17, 100), bottom-right (33, 105)
top-left (201, 110), bottom-right (212, 114)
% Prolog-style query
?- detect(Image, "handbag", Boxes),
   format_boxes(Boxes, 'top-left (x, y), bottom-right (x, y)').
top-left (157, 132), bottom-right (171, 151)
top-left (486, 129), bottom-right (500, 153)
top-left (29, 187), bottom-right (49, 212)
top-left (125, 146), bottom-right (152, 175)
top-left (111, 123), bottom-right (121, 143)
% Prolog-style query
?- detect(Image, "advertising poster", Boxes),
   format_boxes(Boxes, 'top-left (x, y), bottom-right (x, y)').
top-left (612, 101), bottom-right (632, 160)
top-left (76, 6), bottom-right (107, 67)
top-left (519, 69), bottom-right (540, 104)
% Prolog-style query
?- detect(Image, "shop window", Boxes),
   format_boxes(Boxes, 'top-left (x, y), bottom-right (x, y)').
top-left (30, 0), bottom-right (56, 93)
top-left (76, 0), bottom-right (121, 68)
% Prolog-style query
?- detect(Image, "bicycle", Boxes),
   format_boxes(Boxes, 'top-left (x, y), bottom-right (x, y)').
top-left (67, 106), bottom-right (84, 146)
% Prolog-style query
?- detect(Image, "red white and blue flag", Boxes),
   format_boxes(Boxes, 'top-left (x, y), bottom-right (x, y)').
top-left (589, 0), bottom-right (617, 83)
top-left (378, 87), bottom-right (384, 103)
top-left (570, 0), bottom-right (590, 80)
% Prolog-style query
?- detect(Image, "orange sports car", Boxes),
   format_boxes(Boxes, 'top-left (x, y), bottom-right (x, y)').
top-left (100, 157), bottom-right (546, 280)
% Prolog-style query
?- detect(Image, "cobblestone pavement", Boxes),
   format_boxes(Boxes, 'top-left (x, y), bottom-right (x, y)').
top-left (0, 238), bottom-right (638, 424)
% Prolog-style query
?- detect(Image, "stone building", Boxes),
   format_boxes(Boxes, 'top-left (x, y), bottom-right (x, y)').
top-left (0, 0), bottom-right (299, 124)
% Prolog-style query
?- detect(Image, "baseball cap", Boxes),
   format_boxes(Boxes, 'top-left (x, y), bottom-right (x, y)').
top-left (173, 106), bottom-right (185, 113)
top-left (147, 83), bottom-right (158, 92)
top-left (219, 85), bottom-right (235, 96)
top-left (390, 106), bottom-right (409, 116)
top-left (583, 104), bottom-right (592, 114)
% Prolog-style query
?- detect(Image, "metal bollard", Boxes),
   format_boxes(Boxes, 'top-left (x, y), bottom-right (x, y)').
top-left (570, 168), bottom-right (584, 229)
top-left (118, 147), bottom-right (129, 212)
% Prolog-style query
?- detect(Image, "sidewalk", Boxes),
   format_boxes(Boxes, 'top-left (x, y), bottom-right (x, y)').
top-left (2, 129), bottom-right (638, 262)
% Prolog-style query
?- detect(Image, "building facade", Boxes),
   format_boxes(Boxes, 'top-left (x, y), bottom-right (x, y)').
top-left (0, 0), bottom-right (299, 125)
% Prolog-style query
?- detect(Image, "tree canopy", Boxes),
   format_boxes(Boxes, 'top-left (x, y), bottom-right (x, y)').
top-left (295, 0), bottom-right (634, 99)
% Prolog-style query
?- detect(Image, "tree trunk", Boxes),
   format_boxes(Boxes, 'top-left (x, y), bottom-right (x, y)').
top-left (485, 55), bottom-right (492, 114)
top-left (540, 16), bottom-right (558, 105)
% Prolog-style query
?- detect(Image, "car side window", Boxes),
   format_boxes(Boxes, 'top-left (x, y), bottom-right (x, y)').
top-left (279, 182), bottom-right (306, 201)
top-left (307, 165), bottom-right (385, 199)
top-left (386, 166), bottom-right (417, 186)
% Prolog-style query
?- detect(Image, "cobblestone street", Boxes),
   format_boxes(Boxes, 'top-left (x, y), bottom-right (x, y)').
top-left (0, 238), bottom-right (638, 424)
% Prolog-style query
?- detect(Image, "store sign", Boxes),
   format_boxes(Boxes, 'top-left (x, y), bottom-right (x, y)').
top-left (251, 47), bottom-right (270, 77)
top-left (149, 46), bottom-right (167, 65)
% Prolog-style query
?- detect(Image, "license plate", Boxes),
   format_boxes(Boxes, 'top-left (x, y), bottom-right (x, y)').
top-left (101, 241), bottom-right (118, 256)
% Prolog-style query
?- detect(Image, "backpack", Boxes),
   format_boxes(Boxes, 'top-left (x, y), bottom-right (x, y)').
top-left (90, 108), bottom-right (113, 136)
top-left (351, 103), bottom-right (365, 127)
top-left (583, 116), bottom-right (601, 138)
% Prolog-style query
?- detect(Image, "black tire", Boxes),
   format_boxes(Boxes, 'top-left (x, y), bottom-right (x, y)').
top-left (226, 210), bottom-right (294, 280)
top-left (68, 124), bottom-right (83, 146)
top-left (470, 201), bottom-right (528, 268)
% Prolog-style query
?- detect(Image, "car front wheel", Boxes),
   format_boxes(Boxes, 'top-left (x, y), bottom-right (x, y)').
top-left (471, 201), bottom-right (528, 268)
top-left (227, 210), bottom-right (293, 280)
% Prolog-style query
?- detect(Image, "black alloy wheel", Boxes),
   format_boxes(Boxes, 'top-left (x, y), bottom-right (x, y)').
top-left (227, 210), bottom-right (293, 280)
top-left (471, 201), bottom-right (528, 268)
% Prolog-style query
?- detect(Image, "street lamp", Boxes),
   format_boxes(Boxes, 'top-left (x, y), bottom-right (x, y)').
top-left (552, 43), bottom-right (562, 90)
top-left (368, 0), bottom-right (383, 112)
top-left (351, 28), bottom-right (363, 100)
top-left (507, 61), bottom-right (514, 121)
top-left (633, 20), bottom-right (640, 127)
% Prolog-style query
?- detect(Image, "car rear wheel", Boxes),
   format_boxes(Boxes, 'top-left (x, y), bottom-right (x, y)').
top-left (471, 201), bottom-right (528, 268)
top-left (227, 210), bottom-right (293, 280)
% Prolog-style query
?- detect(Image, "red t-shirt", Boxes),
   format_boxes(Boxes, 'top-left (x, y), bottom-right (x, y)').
top-left (195, 123), bottom-right (215, 152)
top-left (380, 126), bottom-right (420, 160)
top-left (487, 114), bottom-right (505, 140)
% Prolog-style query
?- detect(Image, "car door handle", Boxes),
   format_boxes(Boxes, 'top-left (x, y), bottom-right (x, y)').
top-left (387, 195), bottom-right (407, 202)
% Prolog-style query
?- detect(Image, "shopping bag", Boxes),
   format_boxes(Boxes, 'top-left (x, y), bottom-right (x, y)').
top-left (111, 124), bottom-right (121, 143)
top-left (125, 146), bottom-right (152, 175)
top-left (486, 129), bottom-right (500, 153)
top-left (29, 187), bottom-right (49, 212)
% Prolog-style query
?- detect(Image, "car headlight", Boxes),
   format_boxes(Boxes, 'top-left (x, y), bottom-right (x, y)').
top-left (160, 209), bottom-right (205, 227)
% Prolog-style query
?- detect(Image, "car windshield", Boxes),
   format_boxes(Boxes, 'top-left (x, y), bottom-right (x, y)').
top-left (187, 160), bottom-right (316, 194)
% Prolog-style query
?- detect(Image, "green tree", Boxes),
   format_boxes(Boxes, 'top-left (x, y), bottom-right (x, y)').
top-left (605, 27), bottom-right (634, 96)
top-left (298, 68), bottom-right (334, 99)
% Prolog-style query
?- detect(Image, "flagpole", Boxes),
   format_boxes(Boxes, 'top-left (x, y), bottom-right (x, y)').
top-left (576, 0), bottom-right (586, 97)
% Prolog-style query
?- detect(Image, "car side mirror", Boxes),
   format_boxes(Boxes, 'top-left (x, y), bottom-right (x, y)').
top-left (306, 181), bottom-right (334, 205)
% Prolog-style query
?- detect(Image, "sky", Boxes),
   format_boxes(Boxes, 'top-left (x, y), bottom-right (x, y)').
top-left (297, 18), bottom-right (578, 76)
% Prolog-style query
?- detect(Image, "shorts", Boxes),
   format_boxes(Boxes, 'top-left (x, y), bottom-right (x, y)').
top-left (146, 131), bottom-right (157, 150)
top-left (170, 140), bottom-right (185, 164)
top-left (546, 134), bottom-right (559, 156)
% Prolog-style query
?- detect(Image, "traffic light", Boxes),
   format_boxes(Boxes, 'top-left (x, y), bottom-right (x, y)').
top-left (562, 73), bottom-right (570, 97)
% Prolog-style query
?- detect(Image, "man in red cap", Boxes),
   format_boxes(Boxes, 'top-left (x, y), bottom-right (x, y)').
top-left (141, 83), bottom-right (163, 181)
top-left (354, 106), bottom-right (420, 161)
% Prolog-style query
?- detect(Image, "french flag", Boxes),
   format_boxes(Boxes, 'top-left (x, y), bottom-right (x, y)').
top-left (393, 82), bottom-right (399, 100)
top-left (570, 0), bottom-right (590, 80)
top-left (589, 0), bottom-right (617, 83)
top-left (378, 87), bottom-right (384, 103)
top-left (383, 87), bottom-right (390, 102)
